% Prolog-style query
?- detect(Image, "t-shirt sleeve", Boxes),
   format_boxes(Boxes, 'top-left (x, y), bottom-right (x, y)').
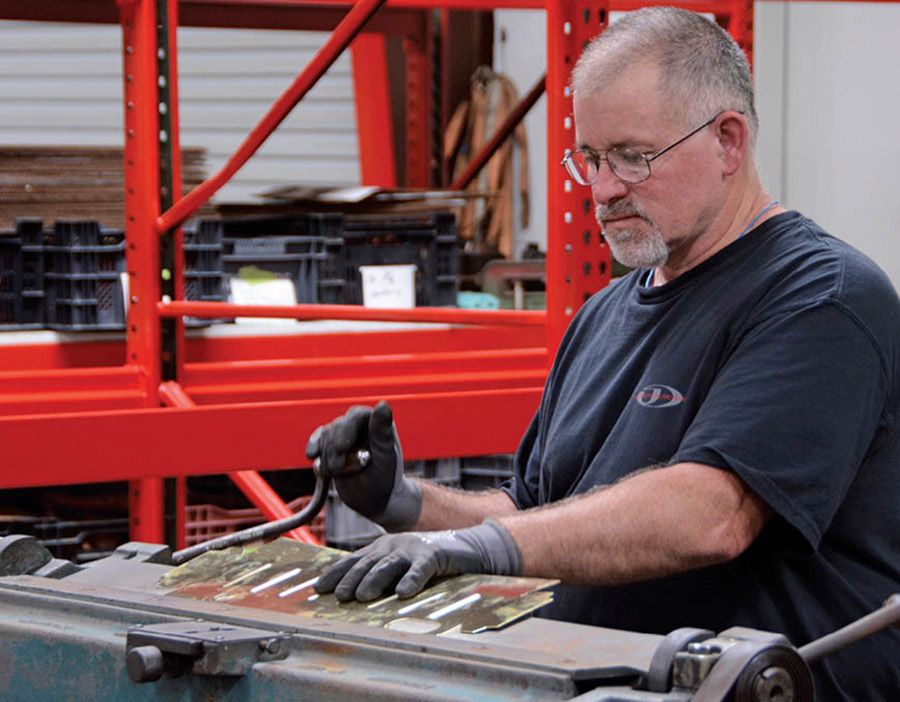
top-left (673, 301), bottom-right (889, 550)
top-left (500, 409), bottom-right (542, 509)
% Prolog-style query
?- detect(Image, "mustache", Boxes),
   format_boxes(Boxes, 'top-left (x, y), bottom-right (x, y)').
top-left (595, 200), bottom-right (649, 223)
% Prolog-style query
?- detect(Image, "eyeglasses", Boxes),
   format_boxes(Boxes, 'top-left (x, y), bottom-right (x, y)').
top-left (561, 110), bottom-right (731, 186)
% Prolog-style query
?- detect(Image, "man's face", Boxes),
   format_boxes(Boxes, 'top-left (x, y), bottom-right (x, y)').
top-left (573, 61), bottom-right (723, 271)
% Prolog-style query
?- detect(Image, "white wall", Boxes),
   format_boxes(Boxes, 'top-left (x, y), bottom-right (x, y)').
top-left (496, 4), bottom-right (900, 288)
top-left (767, 3), bottom-right (900, 287)
top-left (0, 21), bottom-right (359, 202)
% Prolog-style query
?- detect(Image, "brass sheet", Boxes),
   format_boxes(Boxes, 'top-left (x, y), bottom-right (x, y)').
top-left (159, 539), bottom-right (557, 635)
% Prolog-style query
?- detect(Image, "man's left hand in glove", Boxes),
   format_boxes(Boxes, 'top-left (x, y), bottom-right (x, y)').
top-left (314, 520), bottom-right (522, 602)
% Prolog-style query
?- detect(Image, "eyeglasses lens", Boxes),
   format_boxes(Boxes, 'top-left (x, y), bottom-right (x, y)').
top-left (608, 149), bottom-right (650, 184)
top-left (565, 149), bottom-right (650, 185)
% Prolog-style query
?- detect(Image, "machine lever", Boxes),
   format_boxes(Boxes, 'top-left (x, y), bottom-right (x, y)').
top-left (170, 472), bottom-right (331, 566)
top-left (798, 593), bottom-right (900, 664)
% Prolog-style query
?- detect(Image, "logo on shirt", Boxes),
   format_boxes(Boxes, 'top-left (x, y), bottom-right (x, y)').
top-left (634, 384), bottom-right (686, 408)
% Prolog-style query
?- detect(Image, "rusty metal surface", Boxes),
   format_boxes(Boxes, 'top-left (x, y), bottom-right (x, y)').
top-left (159, 539), bottom-right (557, 635)
top-left (0, 566), bottom-right (667, 696)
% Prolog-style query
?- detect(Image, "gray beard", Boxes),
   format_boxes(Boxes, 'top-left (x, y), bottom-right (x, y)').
top-left (597, 211), bottom-right (669, 269)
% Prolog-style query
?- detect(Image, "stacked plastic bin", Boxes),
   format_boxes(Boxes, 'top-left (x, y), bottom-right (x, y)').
top-left (182, 219), bottom-right (228, 325)
top-left (222, 212), bottom-right (459, 308)
top-left (318, 212), bottom-right (459, 307)
top-left (18, 219), bottom-right (46, 327)
top-left (0, 229), bottom-right (23, 328)
top-left (44, 220), bottom-right (126, 331)
top-left (222, 214), bottom-right (341, 304)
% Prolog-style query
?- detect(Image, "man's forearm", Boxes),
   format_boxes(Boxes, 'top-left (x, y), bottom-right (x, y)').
top-left (411, 480), bottom-right (519, 531)
top-left (497, 462), bottom-right (772, 585)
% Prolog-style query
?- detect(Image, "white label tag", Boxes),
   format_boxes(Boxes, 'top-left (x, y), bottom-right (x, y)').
top-left (229, 277), bottom-right (298, 324)
top-left (359, 264), bottom-right (416, 309)
top-left (230, 277), bottom-right (296, 306)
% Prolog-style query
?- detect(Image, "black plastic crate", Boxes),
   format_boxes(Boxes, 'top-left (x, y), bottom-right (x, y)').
top-left (224, 235), bottom-right (327, 304)
top-left (20, 293), bottom-right (44, 326)
top-left (44, 273), bottom-right (101, 301)
top-left (45, 272), bottom-right (125, 331)
top-left (183, 218), bottom-right (224, 246)
top-left (220, 214), bottom-right (341, 305)
top-left (0, 235), bottom-right (21, 297)
top-left (185, 246), bottom-right (222, 273)
top-left (0, 233), bottom-right (22, 326)
top-left (222, 213), bottom-right (342, 240)
top-left (0, 292), bottom-right (19, 326)
top-left (184, 271), bottom-right (225, 300)
top-left (45, 221), bottom-right (125, 276)
top-left (18, 218), bottom-right (46, 293)
top-left (52, 219), bottom-right (101, 246)
top-left (317, 212), bottom-right (459, 307)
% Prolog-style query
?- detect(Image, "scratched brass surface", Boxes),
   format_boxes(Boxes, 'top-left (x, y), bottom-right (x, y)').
top-left (159, 539), bottom-right (557, 635)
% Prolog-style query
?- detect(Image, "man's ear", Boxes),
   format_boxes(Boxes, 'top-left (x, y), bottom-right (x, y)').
top-left (716, 111), bottom-right (749, 176)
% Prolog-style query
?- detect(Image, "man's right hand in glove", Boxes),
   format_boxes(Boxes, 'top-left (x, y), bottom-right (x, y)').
top-left (306, 400), bottom-right (422, 532)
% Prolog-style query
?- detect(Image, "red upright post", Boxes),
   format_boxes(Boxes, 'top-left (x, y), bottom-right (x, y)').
top-left (403, 25), bottom-right (433, 187)
top-left (163, 0), bottom-right (188, 549)
top-left (545, 0), bottom-right (612, 359)
top-left (726, 0), bottom-right (756, 64)
top-left (351, 34), bottom-right (398, 187)
top-left (119, 0), bottom-right (165, 543)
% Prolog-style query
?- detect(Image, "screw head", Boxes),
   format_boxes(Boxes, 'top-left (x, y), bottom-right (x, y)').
top-left (259, 639), bottom-right (281, 655)
top-left (753, 666), bottom-right (794, 701)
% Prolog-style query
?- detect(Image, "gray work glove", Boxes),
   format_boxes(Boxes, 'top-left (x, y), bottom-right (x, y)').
top-left (306, 400), bottom-right (422, 532)
top-left (314, 520), bottom-right (522, 602)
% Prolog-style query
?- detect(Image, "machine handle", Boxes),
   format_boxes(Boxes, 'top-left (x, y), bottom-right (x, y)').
top-left (798, 594), bottom-right (900, 664)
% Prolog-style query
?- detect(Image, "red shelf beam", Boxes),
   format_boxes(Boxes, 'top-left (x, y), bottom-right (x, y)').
top-left (159, 300), bottom-right (547, 326)
top-left (0, 387), bottom-right (541, 489)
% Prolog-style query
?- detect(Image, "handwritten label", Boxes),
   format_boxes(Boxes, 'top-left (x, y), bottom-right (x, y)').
top-left (359, 264), bottom-right (416, 309)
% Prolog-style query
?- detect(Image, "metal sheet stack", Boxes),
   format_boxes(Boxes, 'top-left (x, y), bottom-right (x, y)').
top-left (0, 146), bottom-right (211, 230)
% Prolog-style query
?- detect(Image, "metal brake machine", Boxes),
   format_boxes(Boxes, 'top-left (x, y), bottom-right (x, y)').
top-left (1, 467), bottom-right (897, 701)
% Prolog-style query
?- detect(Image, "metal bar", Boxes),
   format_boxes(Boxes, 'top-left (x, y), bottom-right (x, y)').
top-left (183, 347), bottom-right (548, 383)
top-left (5, 0), bottom-right (888, 28)
top-left (0, 388), bottom-right (541, 488)
top-left (0, 326), bottom-right (545, 371)
top-left (545, 0), bottom-right (612, 358)
top-left (0, 366), bottom-right (144, 392)
top-left (351, 34), bottom-right (398, 187)
top-left (799, 595), bottom-right (900, 664)
top-left (156, 0), bottom-right (389, 233)
top-left (450, 74), bottom-right (546, 191)
top-left (159, 381), bottom-right (320, 545)
top-left (129, 476), bottom-right (165, 548)
top-left (159, 300), bottom-right (546, 326)
top-left (158, 0), bottom-right (186, 552)
top-left (725, 0), bottom-right (755, 64)
top-left (0, 0), bottom-right (758, 27)
top-left (120, 0), bottom-right (166, 545)
top-left (0, 338), bottom-right (125, 371)
top-left (183, 369), bottom-right (547, 404)
top-left (403, 30), bottom-right (432, 186)
top-left (185, 325), bottom-right (547, 362)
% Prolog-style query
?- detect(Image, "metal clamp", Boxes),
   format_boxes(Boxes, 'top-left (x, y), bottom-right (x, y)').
top-left (125, 620), bottom-right (290, 683)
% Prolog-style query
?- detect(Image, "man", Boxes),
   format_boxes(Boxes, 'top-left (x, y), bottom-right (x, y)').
top-left (307, 8), bottom-right (900, 698)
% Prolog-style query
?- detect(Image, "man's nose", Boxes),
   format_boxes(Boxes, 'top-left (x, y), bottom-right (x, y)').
top-left (589, 162), bottom-right (629, 206)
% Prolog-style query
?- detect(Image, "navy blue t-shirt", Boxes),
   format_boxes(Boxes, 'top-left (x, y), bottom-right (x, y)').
top-left (503, 212), bottom-right (900, 699)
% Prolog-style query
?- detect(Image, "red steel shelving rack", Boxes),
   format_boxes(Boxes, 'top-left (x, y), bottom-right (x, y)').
top-left (0, 0), bottom-right (753, 547)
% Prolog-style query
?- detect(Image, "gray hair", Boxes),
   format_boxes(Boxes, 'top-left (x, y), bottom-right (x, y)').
top-left (571, 7), bottom-right (758, 147)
